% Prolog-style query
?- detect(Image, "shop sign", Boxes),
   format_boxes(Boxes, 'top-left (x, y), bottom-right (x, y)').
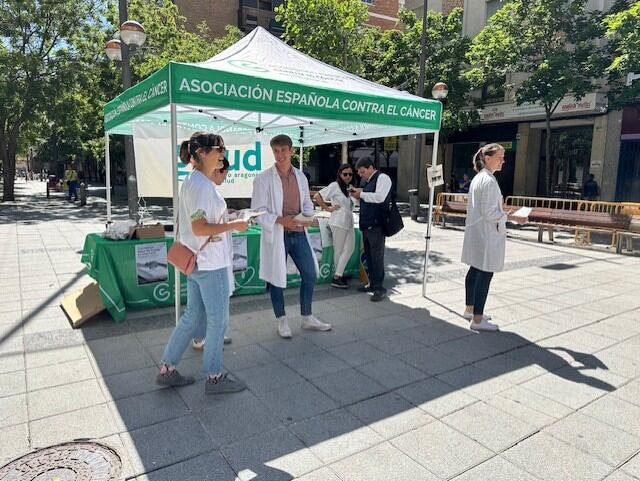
top-left (384, 136), bottom-right (398, 151)
top-left (479, 93), bottom-right (606, 123)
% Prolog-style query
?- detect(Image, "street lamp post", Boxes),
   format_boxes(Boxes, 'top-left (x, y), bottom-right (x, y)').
top-left (409, 0), bottom-right (429, 221)
top-left (422, 82), bottom-right (448, 298)
top-left (105, 2), bottom-right (147, 220)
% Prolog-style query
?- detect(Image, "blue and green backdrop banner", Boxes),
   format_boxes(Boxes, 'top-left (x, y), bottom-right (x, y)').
top-left (81, 226), bottom-right (362, 322)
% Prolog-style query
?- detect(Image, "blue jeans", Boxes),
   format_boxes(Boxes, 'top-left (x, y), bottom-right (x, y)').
top-left (161, 267), bottom-right (230, 375)
top-left (270, 231), bottom-right (317, 318)
top-left (68, 181), bottom-right (78, 201)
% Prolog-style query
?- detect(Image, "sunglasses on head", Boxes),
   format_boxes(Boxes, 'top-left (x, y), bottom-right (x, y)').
top-left (193, 134), bottom-right (225, 151)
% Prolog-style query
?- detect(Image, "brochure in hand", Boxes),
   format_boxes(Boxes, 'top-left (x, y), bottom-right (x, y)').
top-left (293, 212), bottom-right (316, 224)
top-left (512, 207), bottom-right (532, 218)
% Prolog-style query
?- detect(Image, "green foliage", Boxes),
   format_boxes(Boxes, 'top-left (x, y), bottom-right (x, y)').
top-left (0, 0), bottom-right (101, 200)
top-left (466, 0), bottom-right (604, 194)
top-left (604, 0), bottom-right (640, 106)
top-left (275, 0), bottom-right (370, 72)
top-left (362, 8), bottom-right (477, 138)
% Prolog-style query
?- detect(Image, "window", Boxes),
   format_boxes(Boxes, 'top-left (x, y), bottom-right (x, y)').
top-left (362, 0), bottom-right (374, 4)
top-left (242, 0), bottom-right (258, 7)
top-left (481, 80), bottom-right (505, 104)
top-left (259, 0), bottom-right (271, 10)
top-left (245, 14), bottom-right (258, 26)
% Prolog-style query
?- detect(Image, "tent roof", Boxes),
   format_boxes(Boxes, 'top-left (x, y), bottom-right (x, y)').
top-left (103, 27), bottom-right (441, 145)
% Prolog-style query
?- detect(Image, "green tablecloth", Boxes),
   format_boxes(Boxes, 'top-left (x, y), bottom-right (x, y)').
top-left (81, 226), bottom-right (361, 322)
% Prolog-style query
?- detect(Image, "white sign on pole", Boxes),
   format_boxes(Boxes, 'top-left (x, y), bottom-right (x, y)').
top-left (427, 164), bottom-right (444, 188)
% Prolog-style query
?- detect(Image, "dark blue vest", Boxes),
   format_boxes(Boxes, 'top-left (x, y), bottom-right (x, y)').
top-left (359, 171), bottom-right (389, 230)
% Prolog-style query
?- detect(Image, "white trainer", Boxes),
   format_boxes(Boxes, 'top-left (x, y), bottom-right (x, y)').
top-left (277, 316), bottom-right (292, 339)
top-left (463, 312), bottom-right (492, 321)
top-left (301, 315), bottom-right (332, 332)
top-left (470, 319), bottom-right (500, 332)
top-left (192, 338), bottom-right (205, 350)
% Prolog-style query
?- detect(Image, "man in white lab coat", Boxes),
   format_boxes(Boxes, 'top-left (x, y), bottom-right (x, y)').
top-left (251, 135), bottom-right (332, 338)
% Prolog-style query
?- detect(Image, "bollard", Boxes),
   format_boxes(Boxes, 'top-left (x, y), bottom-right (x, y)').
top-left (46, 182), bottom-right (50, 199)
top-left (80, 183), bottom-right (87, 206)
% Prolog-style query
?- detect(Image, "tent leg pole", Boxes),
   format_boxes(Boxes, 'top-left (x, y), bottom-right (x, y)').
top-left (170, 104), bottom-right (180, 325)
top-left (105, 133), bottom-right (112, 223)
top-left (422, 130), bottom-right (440, 298)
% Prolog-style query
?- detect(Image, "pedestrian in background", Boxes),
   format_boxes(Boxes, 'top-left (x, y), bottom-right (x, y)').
top-left (583, 173), bottom-right (600, 201)
top-left (461, 143), bottom-right (527, 331)
top-left (157, 132), bottom-right (248, 394)
top-left (314, 163), bottom-right (356, 289)
top-left (64, 163), bottom-right (79, 201)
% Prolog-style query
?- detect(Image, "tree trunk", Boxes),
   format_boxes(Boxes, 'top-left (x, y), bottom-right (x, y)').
top-left (545, 108), bottom-right (552, 197)
top-left (1, 132), bottom-right (17, 201)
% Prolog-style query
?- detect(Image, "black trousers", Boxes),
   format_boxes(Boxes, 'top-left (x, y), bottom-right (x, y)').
top-left (465, 266), bottom-right (494, 316)
top-left (362, 226), bottom-right (386, 293)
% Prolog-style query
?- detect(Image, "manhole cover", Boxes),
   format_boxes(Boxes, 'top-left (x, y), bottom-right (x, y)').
top-left (0, 442), bottom-right (122, 481)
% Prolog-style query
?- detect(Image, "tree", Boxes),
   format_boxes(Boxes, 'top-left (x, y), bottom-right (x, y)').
top-left (275, 0), bottom-right (371, 72)
top-left (604, 0), bottom-right (640, 107)
top-left (0, 0), bottom-right (101, 201)
top-left (467, 0), bottom-right (604, 196)
top-left (362, 9), bottom-right (477, 147)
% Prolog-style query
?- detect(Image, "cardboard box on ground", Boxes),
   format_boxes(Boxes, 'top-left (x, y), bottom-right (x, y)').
top-left (60, 283), bottom-right (105, 328)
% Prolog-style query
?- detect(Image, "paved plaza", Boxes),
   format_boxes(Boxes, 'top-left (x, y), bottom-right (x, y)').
top-left (1, 179), bottom-right (640, 480)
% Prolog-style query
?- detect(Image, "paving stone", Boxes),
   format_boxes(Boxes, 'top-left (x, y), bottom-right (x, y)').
top-left (544, 411), bottom-right (640, 466)
top-left (347, 392), bottom-right (434, 439)
top-left (330, 442), bottom-right (440, 481)
top-left (503, 432), bottom-right (612, 481)
top-left (109, 388), bottom-right (190, 432)
top-left (437, 365), bottom-right (514, 399)
top-left (29, 403), bottom-right (119, 447)
top-left (28, 378), bottom-right (106, 420)
top-left (452, 455), bottom-right (541, 481)
top-left (292, 467), bottom-right (342, 481)
top-left (581, 395), bottom-right (640, 436)
top-left (519, 366), bottom-right (624, 410)
top-left (604, 471), bottom-right (638, 481)
top-left (311, 367), bottom-right (387, 406)
top-left (26, 357), bottom-right (95, 391)
top-left (25, 344), bottom-right (87, 369)
top-left (121, 415), bottom-right (212, 476)
top-left (355, 357), bottom-right (429, 390)
top-left (196, 390), bottom-right (279, 447)
top-left (222, 426), bottom-right (323, 480)
top-left (222, 343), bottom-right (279, 370)
top-left (0, 393), bottom-right (27, 429)
top-left (134, 451), bottom-right (236, 481)
top-left (484, 393), bottom-right (556, 429)
top-left (392, 421), bottom-right (493, 479)
top-left (0, 369), bottom-right (25, 398)
top-left (497, 385), bottom-right (574, 420)
top-left (614, 379), bottom-right (640, 407)
top-left (289, 409), bottom-right (383, 464)
top-left (256, 380), bottom-right (337, 422)
top-left (0, 423), bottom-right (30, 465)
top-left (326, 340), bottom-right (387, 367)
top-left (282, 350), bottom-right (351, 379)
top-left (397, 345), bottom-right (469, 375)
top-left (98, 366), bottom-right (164, 400)
top-left (365, 333), bottom-right (424, 355)
top-left (621, 453), bottom-right (640, 479)
top-left (260, 336), bottom-right (321, 360)
top-left (235, 361), bottom-right (305, 393)
top-left (443, 401), bottom-right (537, 452)
top-left (472, 353), bottom-right (548, 385)
top-left (88, 343), bottom-right (157, 377)
top-left (396, 376), bottom-right (478, 419)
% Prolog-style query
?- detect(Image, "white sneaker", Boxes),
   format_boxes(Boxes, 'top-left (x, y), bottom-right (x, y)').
top-left (277, 316), bottom-right (292, 339)
top-left (470, 319), bottom-right (500, 332)
top-left (192, 338), bottom-right (205, 350)
top-left (463, 312), bottom-right (492, 321)
top-left (301, 315), bottom-right (332, 332)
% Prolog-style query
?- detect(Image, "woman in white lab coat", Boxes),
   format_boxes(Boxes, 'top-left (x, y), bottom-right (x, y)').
top-left (461, 143), bottom-right (527, 331)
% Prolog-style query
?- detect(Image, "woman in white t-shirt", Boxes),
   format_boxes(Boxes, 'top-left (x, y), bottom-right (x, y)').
top-left (314, 164), bottom-right (356, 289)
top-left (157, 132), bottom-right (249, 395)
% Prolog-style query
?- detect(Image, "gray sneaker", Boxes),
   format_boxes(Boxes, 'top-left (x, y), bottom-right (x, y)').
top-left (205, 374), bottom-right (247, 395)
top-left (156, 369), bottom-right (195, 387)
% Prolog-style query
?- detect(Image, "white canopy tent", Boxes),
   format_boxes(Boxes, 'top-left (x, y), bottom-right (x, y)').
top-left (103, 27), bottom-right (443, 320)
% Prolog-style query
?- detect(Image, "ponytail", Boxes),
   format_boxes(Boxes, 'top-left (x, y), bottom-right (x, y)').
top-left (179, 140), bottom-right (191, 165)
top-left (472, 143), bottom-right (503, 172)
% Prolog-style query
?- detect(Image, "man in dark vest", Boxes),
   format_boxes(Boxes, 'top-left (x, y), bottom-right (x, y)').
top-left (351, 157), bottom-right (392, 302)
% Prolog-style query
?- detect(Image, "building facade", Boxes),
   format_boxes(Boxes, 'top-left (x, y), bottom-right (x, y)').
top-left (439, 0), bottom-right (638, 202)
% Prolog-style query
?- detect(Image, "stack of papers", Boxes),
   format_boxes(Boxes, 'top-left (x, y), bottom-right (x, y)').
top-left (512, 207), bottom-right (532, 218)
top-left (294, 212), bottom-right (316, 224)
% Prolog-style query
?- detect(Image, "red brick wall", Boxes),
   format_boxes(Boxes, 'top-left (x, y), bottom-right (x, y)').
top-left (367, 0), bottom-right (400, 30)
top-left (174, 0), bottom-right (239, 39)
